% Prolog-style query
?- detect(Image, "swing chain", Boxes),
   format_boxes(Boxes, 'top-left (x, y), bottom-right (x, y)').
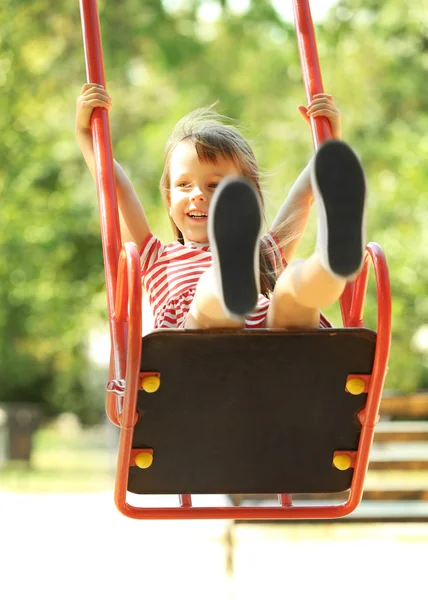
top-left (106, 379), bottom-right (126, 396)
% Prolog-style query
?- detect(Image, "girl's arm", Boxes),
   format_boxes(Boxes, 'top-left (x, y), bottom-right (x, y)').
top-left (270, 161), bottom-right (313, 264)
top-left (76, 83), bottom-right (151, 248)
top-left (271, 93), bottom-right (341, 263)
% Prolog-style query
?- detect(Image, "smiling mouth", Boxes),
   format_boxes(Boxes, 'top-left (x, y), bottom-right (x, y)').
top-left (187, 211), bottom-right (208, 220)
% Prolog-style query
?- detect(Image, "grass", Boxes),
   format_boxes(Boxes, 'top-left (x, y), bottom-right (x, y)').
top-left (0, 419), bottom-right (117, 493)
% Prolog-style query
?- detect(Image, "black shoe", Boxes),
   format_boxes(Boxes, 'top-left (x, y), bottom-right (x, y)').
top-left (311, 139), bottom-right (367, 279)
top-left (208, 177), bottom-right (262, 318)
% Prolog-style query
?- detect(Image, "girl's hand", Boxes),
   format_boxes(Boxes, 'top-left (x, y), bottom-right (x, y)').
top-left (76, 83), bottom-right (112, 131)
top-left (298, 93), bottom-right (342, 140)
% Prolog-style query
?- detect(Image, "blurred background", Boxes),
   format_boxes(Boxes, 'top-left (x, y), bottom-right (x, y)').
top-left (1, 0), bottom-right (428, 598)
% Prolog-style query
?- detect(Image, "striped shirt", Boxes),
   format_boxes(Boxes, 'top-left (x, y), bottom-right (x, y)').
top-left (140, 232), bottom-right (285, 329)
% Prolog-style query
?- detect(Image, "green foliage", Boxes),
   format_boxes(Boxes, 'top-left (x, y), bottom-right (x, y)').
top-left (1, 1), bottom-right (106, 422)
top-left (318, 0), bottom-right (428, 391)
top-left (1, 0), bottom-right (427, 422)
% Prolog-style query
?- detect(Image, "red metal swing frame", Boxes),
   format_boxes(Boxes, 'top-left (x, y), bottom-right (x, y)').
top-left (79, 0), bottom-right (391, 520)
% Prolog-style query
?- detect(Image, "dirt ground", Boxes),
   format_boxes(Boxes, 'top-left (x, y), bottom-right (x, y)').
top-left (2, 491), bottom-right (427, 600)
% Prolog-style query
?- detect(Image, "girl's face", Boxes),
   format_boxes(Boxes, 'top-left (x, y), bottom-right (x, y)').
top-left (168, 141), bottom-right (241, 243)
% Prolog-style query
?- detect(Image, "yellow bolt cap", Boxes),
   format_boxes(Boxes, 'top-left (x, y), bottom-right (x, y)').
top-left (333, 454), bottom-right (352, 471)
top-left (346, 377), bottom-right (366, 395)
top-left (141, 375), bottom-right (160, 393)
top-left (135, 451), bottom-right (153, 469)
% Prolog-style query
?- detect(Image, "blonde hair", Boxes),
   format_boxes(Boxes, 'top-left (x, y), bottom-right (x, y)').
top-left (159, 107), bottom-right (282, 297)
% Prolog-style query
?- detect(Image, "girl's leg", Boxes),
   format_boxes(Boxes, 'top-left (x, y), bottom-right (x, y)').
top-left (185, 267), bottom-right (245, 328)
top-left (267, 140), bottom-right (366, 329)
top-left (185, 177), bottom-right (262, 329)
top-left (265, 255), bottom-right (345, 329)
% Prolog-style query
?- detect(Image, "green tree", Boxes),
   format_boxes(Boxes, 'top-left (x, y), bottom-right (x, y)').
top-left (318, 0), bottom-right (428, 390)
top-left (1, 1), bottom-right (106, 423)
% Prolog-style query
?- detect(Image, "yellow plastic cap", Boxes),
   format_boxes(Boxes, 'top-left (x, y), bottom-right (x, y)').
top-left (346, 378), bottom-right (366, 395)
top-left (135, 451), bottom-right (153, 469)
top-left (141, 375), bottom-right (160, 393)
top-left (333, 454), bottom-right (352, 471)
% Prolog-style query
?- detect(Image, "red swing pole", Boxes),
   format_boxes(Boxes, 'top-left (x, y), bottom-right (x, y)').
top-left (292, 0), bottom-right (353, 324)
top-left (79, 0), bottom-right (127, 419)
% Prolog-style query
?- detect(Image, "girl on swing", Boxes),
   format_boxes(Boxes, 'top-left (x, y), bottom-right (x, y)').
top-left (76, 84), bottom-right (366, 331)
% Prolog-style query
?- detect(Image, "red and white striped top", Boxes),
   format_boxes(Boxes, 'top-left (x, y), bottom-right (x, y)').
top-left (140, 232), bottom-right (285, 329)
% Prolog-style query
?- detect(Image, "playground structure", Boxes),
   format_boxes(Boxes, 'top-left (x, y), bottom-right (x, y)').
top-left (78, 0), bottom-right (391, 520)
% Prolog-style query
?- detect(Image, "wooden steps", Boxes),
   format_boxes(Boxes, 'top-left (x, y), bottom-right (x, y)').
top-left (374, 421), bottom-right (428, 442)
top-left (369, 441), bottom-right (428, 470)
top-left (380, 394), bottom-right (428, 418)
top-left (341, 500), bottom-right (428, 521)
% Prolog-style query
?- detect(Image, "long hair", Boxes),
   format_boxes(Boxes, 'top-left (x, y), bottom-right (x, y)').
top-left (160, 107), bottom-right (282, 297)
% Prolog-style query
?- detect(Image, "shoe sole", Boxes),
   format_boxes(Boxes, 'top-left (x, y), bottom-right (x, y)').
top-left (209, 177), bottom-right (262, 318)
top-left (313, 140), bottom-right (366, 278)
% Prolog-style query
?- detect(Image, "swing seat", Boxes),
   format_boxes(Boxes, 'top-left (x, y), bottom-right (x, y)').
top-left (106, 242), bottom-right (390, 520)
top-left (131, 327), bottom-right (375, 496)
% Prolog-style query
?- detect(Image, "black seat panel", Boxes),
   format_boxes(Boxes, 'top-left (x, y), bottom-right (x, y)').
top-left (129, 329), bottom-right (376, 495)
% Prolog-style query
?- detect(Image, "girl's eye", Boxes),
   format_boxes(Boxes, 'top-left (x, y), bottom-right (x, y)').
top-left (209, 183), bottom-right (219, 189)
top-left (177, 182), bottom-right (190, 188)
